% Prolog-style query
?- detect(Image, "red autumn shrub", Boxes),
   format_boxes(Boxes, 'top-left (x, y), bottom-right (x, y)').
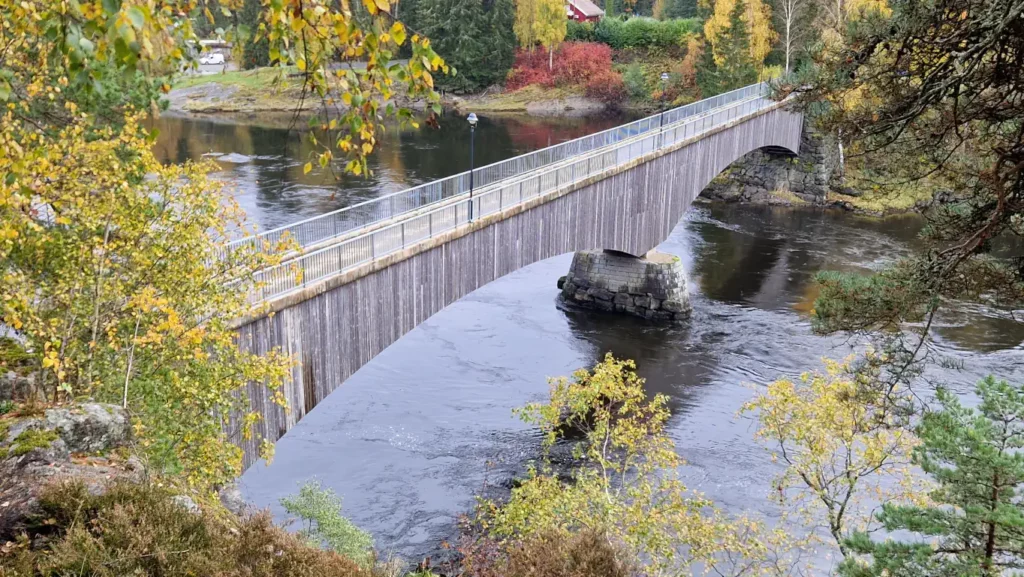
top-left (553, 42), bottom-right (614, 86)
top-left (506, 42), bottom-right (617, 92)
top-left (506, 50), bottom-right (554, 90)
top-left (585, 69), bottom-right (626, 104)
top-left (506, 66), bottom-right (554, 90)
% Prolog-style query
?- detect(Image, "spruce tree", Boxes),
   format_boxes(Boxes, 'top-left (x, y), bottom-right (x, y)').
top-left (840, 377), bottom-right (1024, 577)
top-left (483, 0), bottom-right (516, 87)
top-left (417, 0), bottom-right (513, 91)
top-left (416, 0), bottom-right (484, 91)
top-left (697, 0), bottom-right (757, 96)
top-left (237, 0), bottom-right (269, 69)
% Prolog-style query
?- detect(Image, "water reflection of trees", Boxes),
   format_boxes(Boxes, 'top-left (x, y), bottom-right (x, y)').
top-left (691, 204), bottom-right (1022, 353)
top-left (691, 206), bottom-right (830, 309)
top-left (150, 112), bottom-right (633, 230)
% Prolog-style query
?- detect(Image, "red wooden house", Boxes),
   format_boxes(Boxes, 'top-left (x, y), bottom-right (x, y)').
top-left (566, 0), bottom-right (604, 22)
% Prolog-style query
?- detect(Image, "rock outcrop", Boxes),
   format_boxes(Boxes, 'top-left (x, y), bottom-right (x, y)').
top-left (0, 403), bottom-right (139, 537)
top-left (703, 127), bottom-right (840, 205)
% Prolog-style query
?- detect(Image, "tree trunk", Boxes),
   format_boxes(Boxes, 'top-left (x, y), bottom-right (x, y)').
top-left (984, 472), bottom-right (1000, 575)
top-left (548, 45), bottom-right (553, 71)
top-left (784, 11), bottom-right (792, 73)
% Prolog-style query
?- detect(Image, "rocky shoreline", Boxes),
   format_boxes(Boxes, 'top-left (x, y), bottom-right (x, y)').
top-left (165, 76), bottom-right (615, 118)
top-left (0, 401), bottom-right (249, 539)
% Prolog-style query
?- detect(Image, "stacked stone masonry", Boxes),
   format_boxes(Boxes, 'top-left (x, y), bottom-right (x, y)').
top-left (703, 126), bottom-right (839, 204)
top-left (559, 250), bottom-right (691, 321)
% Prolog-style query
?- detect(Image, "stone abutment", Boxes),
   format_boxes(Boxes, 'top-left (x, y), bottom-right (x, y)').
top-left (703, 127), bottom-right (839, 204)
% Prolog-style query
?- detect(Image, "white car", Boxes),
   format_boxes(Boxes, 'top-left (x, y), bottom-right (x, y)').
top-left (200, 53), bottom-right (226, 65)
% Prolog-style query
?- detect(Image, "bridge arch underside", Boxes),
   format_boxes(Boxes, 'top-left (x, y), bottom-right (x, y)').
top-left (232, 106), bottom-right (803, 467)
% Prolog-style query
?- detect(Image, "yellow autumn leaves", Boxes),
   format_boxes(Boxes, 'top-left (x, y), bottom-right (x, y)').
top-left (0, 111), bottom-right (295, 489)
top-left (702, 0), bottom-right (776, 76)
top-left (513, 0), bottom-right (567, 61)
top-left (743, 354), bottom-right (925, 553)
top-left (482, 354), bottom-right (808, 576)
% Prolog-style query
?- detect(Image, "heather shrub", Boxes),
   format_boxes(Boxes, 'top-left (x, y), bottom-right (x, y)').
top-left (585, 70), bottom-right (627, 104)
top-left (0, 481), bottom-right (369, 577)
top-left (554, 42), bottom-right (615, 85)
top-left (506, 50), bottom-right (555, 90)
top-left (460, 529), bottom-right (633, 577)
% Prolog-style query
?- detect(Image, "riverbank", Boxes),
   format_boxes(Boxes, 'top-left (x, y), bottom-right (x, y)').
top-left (167, 68), bottom-right (316, 114)
top-left (164, 75), bottom-right (934, 220)
top-left (445, 85), bottom-right (607, 117)
top-left (166, 67), bottom-right (634, 118)
top-left (703, 186), bottom-right (937, 216)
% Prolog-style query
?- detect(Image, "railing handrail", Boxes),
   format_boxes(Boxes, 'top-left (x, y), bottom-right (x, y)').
top-left (245, 87), bottom-right (778, 304)
top-left (227, 83), bottom-right (768, 253)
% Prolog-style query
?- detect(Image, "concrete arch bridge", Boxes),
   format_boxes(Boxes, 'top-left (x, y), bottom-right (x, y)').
top-left (228, 83), bottom-right (813, 467)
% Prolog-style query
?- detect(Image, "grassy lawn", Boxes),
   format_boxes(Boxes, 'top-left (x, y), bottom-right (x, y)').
top-left (463, 85), bottom-right (587, 112)
top-left (170, 66), bottom-right (314, 112)
top-left (173, 66), bottom-right (296, 90)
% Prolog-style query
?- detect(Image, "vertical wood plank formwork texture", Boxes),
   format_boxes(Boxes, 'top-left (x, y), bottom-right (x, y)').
top-left (232, 107), bottom-right (804, 468)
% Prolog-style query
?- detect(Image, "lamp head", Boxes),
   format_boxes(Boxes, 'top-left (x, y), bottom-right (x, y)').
top-left (467, 112), bottom-right (479, 127)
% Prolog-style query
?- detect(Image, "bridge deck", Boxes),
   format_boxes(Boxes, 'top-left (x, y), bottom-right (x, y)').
top-left (233, 84), bottom-right (778, 305)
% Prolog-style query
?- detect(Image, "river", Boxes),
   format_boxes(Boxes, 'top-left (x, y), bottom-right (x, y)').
top-left (155, 113), bottom-right (1024, 566)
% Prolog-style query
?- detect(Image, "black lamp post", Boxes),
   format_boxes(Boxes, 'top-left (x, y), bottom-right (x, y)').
top-left (467, 112), bottom-right (478, 221)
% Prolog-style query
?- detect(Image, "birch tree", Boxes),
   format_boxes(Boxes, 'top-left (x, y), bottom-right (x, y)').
top-left (514, 0), bottom-right (566, 69)
top-left (775, 0), bottom-right (813, 73)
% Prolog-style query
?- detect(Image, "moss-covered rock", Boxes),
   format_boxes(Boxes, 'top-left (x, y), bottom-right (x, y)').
top-left (0, 403), bottom-right (138, 539)
top-left (10, 428), bottom-right (59, 457)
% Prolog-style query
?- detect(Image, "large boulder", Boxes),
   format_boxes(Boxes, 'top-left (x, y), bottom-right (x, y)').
top-left (0, 371), bottom-right (39, 402)
top-left (44, 403), bottom-right (131, 454)
top-left (0, 403), bottom-right (138, 538)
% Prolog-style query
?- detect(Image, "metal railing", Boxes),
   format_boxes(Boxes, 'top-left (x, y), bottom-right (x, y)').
top-left (248, 85), bottom-right (776, 304)
top-left (229, 83), bottom-right (769, 256)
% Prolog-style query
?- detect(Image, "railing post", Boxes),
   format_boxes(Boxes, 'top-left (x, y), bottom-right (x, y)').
top-left (658, 111), bottom-right (665, 150)
top-left (401, 222), bottom-right (406, 248)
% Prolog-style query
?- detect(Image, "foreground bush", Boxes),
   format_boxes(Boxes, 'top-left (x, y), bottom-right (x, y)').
top-left (460, 529), bottom-right (633, 577)
top-left (0, 481), bottom-right (369, 577)
top-left (0, 115), bottom-right (294, 489)
top-left (281, 481), bottom-right (375, 567)
top-left (475, 354), bottom-right (778, 575)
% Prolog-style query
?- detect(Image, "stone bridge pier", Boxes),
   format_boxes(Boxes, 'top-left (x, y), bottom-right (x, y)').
top-left (556, 127), bottom-right (838, 323)
top-left (558, 250), bottom-right (691, 321)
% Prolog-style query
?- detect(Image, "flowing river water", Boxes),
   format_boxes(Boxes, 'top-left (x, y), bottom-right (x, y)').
top-left (156, 112), bottom-right (1024, 566)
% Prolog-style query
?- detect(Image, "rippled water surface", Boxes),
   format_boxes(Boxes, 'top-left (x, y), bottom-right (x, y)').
top-left (155, 114), bottom-right (1024, 565)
